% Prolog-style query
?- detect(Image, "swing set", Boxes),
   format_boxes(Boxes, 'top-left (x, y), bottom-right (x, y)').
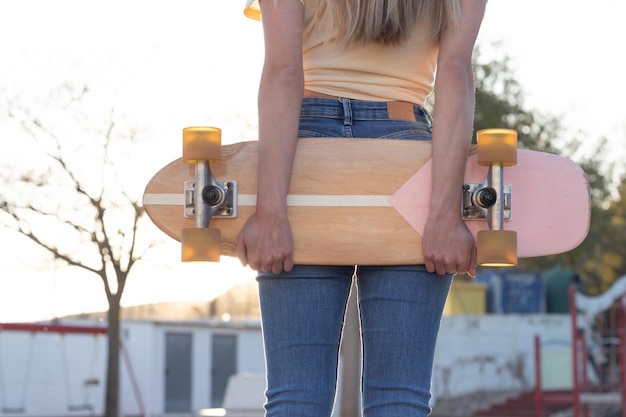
top-left (0, 323), bottom-right (145, 417)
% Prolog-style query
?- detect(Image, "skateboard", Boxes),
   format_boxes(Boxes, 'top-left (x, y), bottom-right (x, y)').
top-left (143, 127), bottom-right (591, 266)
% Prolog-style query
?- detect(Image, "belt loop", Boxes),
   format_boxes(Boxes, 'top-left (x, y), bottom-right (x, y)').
top-left (340, 97), bottom-right (353, 126)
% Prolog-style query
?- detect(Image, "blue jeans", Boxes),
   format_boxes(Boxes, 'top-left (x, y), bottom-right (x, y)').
top-left (258, 98), bottom-right (452, 417)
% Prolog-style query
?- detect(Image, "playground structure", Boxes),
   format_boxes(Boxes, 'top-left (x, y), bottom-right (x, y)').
top-left (0, 318), bottom-right (268, 417)
top-left (0, 276), bottom-right (624, 417)
top-left (534, 277), bottom-right (626, 417)
top-left (0, 322), bottom-right (145, 417)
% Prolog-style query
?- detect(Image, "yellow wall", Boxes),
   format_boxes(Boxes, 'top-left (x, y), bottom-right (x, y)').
top-left (443, 281), bottom-right (487, 315)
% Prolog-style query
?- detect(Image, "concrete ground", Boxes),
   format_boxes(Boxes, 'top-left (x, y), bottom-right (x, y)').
top-left (430, 391), bottom-right (622, 417)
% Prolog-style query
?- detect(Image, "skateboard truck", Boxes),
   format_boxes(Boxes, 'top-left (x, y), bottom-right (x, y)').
top-left (180, 126), bottom-right (235, 262)
top-left (184, 179), bottom-right (237, 220)
top-left (462, 183), bottom-right (511, 221)
top-left (472, 128), bottom-right (519, 267)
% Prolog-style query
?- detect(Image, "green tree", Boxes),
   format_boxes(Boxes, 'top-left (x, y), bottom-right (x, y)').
top-left (583, 181), bottom-right (626, 291)
top-left (0, 85), bottom-right (154, 417)
top-left (472, 47), bottom-right (623, 294)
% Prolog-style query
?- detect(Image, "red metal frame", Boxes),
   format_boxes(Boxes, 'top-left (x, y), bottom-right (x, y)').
top-left (570, 285), bottom-right (582, 417)
top-left (534, 335), bottom-right (542, 417)
top-left (615, 300), bottom-right (624, 417)
top-left (0, 322), bottom-right (108, 335)
top-left (535, 285), bottom-right (626, 417)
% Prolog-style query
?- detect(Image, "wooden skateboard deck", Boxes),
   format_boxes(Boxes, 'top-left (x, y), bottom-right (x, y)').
top-left (143, 137), bottom-right (590, 265)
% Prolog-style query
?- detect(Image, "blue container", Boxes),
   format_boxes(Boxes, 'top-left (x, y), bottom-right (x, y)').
top-left (476, 270), bottom-right (545, 314)
top-left (500, 271), bottom-right (545, 313)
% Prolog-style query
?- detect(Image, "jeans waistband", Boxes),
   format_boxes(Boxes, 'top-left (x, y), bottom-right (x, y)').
top-left (301, 91), bottom-right (428, 123)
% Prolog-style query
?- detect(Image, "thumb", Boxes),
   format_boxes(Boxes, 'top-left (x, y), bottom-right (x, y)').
top-left (467, 246), bottom-right (478, 278)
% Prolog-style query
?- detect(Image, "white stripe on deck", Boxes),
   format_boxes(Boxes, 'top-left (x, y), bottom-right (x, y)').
top-left (143, 193), bottom-right (391, 207)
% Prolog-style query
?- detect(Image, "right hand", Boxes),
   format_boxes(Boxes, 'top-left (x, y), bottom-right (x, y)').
top-left (235, 211), bottom-right (294, 274)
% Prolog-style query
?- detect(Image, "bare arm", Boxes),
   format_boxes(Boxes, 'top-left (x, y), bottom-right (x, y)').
top-left (423, 0), bottom-right (487, 277)
top-left (236, 0), bottom-right (304, 273)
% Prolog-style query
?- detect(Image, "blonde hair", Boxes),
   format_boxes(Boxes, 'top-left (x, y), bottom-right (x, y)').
top-left (305, 0), bottom-right (461, 44)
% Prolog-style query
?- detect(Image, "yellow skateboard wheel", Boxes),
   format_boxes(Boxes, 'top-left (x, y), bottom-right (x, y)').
top-left (477, 229), bottom-right (517, 267)
top-left (181, 227), bottom-right (221, 262)
top-left (182, 126), bottom-right (222, 163)
top-left (477, 128), bottom-right (517, 166)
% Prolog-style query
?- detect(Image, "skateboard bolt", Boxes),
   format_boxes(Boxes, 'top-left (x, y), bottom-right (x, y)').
top-left (475, 187), bottom-right (497, 208)
top-left (202, 185), bottom-right (225, 207)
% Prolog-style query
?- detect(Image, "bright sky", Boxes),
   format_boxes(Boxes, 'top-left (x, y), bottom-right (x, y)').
top-left (1, 0), bottom-right (625, 322)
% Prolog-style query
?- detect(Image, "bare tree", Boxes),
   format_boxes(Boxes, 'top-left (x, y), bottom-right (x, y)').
top-left (0, 85), bottom-right (154, 417)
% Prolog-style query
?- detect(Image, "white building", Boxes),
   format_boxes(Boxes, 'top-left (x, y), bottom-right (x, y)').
top-left (2, 274), bottom-right (625, 416)
top-left (0, 314), bottom-right (572, 417)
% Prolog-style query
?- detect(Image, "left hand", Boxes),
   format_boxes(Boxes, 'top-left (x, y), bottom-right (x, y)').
top-left (422, 214), bottom-right (477, 277)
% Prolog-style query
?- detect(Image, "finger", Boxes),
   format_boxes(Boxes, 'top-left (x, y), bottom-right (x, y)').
top-left (466, 265), bottom-right (476, 278)
top-left (446, 265), bottom-right (458, 275)
top-left (283, 254), bottom-right (294, 273)
top-left (247, 254), bottom-right (260, 271)
top-left (425, 260), bottom-right (436, 274)
top-left (456, 259), bottom-right (469, 276)
top-left (246, 251), bottom-right (260, 271)
top-left (260, 259), bottom-right (272, 273)
top-left (271, 260), bottom-right (284, 275)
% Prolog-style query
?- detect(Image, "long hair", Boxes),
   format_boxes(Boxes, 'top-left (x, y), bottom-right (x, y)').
top-left (305, 0), bottom-right (461, 45)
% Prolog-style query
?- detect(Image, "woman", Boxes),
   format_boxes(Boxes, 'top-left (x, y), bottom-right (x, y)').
top-left (236, 0), bottom-right (487, 415)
